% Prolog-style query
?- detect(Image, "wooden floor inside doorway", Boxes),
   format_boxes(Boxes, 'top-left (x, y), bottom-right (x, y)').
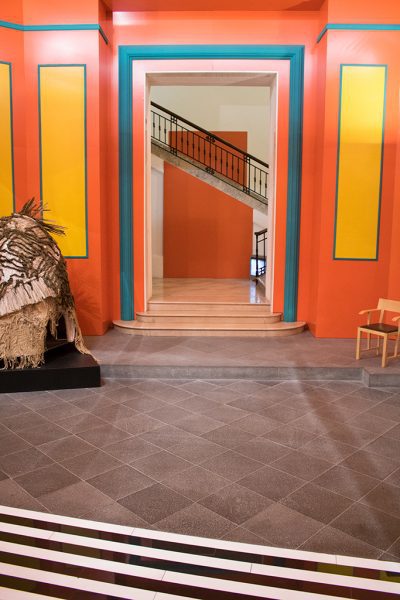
top-left (150, 278), bottom-right (268, 305)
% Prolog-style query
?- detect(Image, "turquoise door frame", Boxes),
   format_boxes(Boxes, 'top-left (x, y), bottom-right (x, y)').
top-left (118, 44), bottom-right (304, 322)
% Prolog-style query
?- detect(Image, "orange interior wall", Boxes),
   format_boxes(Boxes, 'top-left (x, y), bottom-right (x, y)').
top-left (163, 131), bottom-right (252, 279)
top-left (312, 30), bottom-right (400, 337)
top-left (0, 0), bottom-right (113, 335)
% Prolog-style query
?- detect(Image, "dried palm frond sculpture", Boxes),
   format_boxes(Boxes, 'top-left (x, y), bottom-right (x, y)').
top-left (0, 199), bottom-right (88, 369)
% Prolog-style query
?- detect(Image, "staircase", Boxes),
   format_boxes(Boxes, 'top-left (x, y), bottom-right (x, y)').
top-left (151, 101), bottom-right (269, 214)
top-left (114, 297), bottom-right (305, 337)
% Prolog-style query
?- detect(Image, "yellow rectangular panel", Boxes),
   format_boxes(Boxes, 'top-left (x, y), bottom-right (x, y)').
top-left (39, 65), bottom-right (87, 257)
top-left (334, 65), bottom-right (386, 260)
top-left (0, 62), bottom-right (14, 217)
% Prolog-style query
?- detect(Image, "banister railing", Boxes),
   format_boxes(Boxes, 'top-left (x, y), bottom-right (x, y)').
top-left (150, 101), bottom-right (269, 206)
top-left (254, 227), bottom-right (267, 277)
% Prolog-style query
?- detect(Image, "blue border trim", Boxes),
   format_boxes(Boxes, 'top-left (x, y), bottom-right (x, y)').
top-left (333, 64), bottom-right (387, 261)
top-left (0, 60), bottom-right (15, 212)
top-left (118, 44), bottom-right (304, 322)
top-left (317, 23), bottom-right (400, 44)
top-left (0, 20), bottom-right (108, 45)
top-left (38, 64), bottom-right (89, 259)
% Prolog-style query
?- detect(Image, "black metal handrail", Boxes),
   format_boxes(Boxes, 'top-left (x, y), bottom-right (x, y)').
top-left (150, 101), bottom-right (269, 205)
top-left (254, 227), bottom-right (267, 277)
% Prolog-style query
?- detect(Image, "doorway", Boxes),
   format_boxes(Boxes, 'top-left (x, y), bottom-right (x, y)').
top-left (145, 72), bottom-right (277, 311)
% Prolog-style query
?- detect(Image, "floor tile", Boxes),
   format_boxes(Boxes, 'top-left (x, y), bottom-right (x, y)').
top-left (0, 479), bottom-right (47, 511)
top-left (264, 425), bottom-right (317, 449)
top-left (238, 465), bottom-right (304, 501)
top-left (299, 436), bottom-right (356, 463)
top-left (1, 412), bottom-right (50, 433)
top-left (119, 483), bottom-right (191, 524)
top-left (282, 482), bottom-right (352, 524)
top-left (39, 481), bottom-right (112, 517)
top-left (200, 483), bottom-right (271, 524)
top-left (0, 447), bottom-right (53, 478)
top-left (123, 395), bottom-right (169, 413)
top-left (363, 436), bottom-right (400, 462)
top-left (228, 395), bottom-right (277, 413)
top-left (233, 414), bottom-right (280, 435)
top-left (345, 412), bottom-right (397, 435)
top-left (257, 405), bottom-right (305, 425)
top-left (0, 432), bottom-right (32, 457)
top-left (271, 451), bottom-right (333, 481)
top-left (146, 405), bottom-right (193, 426)
top-left (360, 482), bottom-right (400, 519)
top-left (103, 386), bottom-right (143, 403)
top-left (39, 435), bottom-right (94, 462)
top-left (77, 424), bottom-right (131, 448)
top-left (115, 414), bottom-right (164, 436)
top-left (103, 437), bottom-right (159, 462)
top-left (200, 450), bottom-right (263, 482)
top-left (221, 526), bottom-right (270, 545)
top-left (314, 465), bottom-right (381, 500)
top-left (330, 503), bottom-right (400, 550)
top-left (163, 465), bottom-right (229, 501)
top-left (81, 502), bottom-right (150, 527)
top-left (179, 381), bottom-right (218, 395)
top-left (88, 465), bottom-right (153, 500)
top-left (16, 423), bottom-right (68, 447)
top-left (15, 463), bottom-right (79, 498)
top-left (170, 437), bottom-right (226, 464)
top-left (131, 450), bottom-right (191, 482)
top-left (139, 425), bottom-right (198, 449)
top-left (90, 403), bottom-right (138, 424)
top-left (234, 438), bottom-right (290, 464)
top-left (61, 449), bottom-right (122, 479)
top-left (155, 503), bottom-right (234, 538)
top-left (176, 414), bottom-right (222, 435)
top-left (326, 424), bottom-right (379, 448)
top-left (288, 413), bottom-right (337, 435)
top-left (339, 449), bottom-right (400, 480)
top-left (202, 404), bottom-right (248, 424)
top-left (243, 503), bottom-right (324, 548)
top-left (300, 525), bottom-right (382, 558)
top-left (202, 424), bottom-right (254, 448)
top-left (386, 467), bottom-right (400, 488)
top-left (55, 413), bottom-right (107, 434)
top-left (200, 388), bottom-right (242, 404)
top-left (384, 423), bottom-right (400, 440)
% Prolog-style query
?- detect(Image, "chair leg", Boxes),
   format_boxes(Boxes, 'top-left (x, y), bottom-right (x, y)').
top-left (394, 334), bottom-right (399, 359)
top-left (382, 335), bottom-right (388, 368)
top-left (367, 333), bottom-right (371, 350)
top-left (356, 329), bottom-right (362, 360)
top-left (377, 336), bottom-right (381, 356)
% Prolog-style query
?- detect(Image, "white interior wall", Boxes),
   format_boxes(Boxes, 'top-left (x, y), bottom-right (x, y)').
top-left (150, 84), bottom-right (270, 282)
top-left (151, 85), bottom-right (270, 162)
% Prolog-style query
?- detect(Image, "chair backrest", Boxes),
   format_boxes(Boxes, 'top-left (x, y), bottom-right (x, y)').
top-left (377, 298), bottom-right (400, 320)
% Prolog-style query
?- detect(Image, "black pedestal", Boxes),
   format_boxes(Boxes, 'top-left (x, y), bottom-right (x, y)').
top-left (0, 343), bottom-right (101, 393)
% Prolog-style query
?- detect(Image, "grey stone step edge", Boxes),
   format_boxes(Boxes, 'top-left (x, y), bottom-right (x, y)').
top-left (100, 364), bottom-right (400, 387)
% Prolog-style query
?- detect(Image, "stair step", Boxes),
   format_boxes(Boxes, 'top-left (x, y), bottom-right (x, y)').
top-left (136, 311), bottom-right (281, 324)
top-left (148, 301), bottom-right (271, 313)
top-left (113, 320), bottom-right (306, 337)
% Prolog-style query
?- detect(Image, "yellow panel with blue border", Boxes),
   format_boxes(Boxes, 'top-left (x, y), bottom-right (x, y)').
top-left (334, 65), bottom-right (386, 260)
top-left (39, 65), bottom-right (87, 257)
top-left (0, 61), bottom-right (14, 217)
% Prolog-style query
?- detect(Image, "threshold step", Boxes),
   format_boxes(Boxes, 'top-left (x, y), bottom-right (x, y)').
top-left (148, 301), bottom-right (271, 313)
top-left (113, 320), bottom-right (306, 337)
top-left (136, 311), bottom-right (282, 324)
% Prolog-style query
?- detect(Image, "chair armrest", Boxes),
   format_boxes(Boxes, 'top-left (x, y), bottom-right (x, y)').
top-left (359, 308), bottom-right (379, 316)
top-left (392, 315), bottom-right (400, 323)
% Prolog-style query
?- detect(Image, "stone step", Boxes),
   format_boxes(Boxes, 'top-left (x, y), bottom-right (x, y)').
top-left (113, 319), bottom-right (306, 337)
top-left (147, 300), bottom-right (271, 313)
top-left (136, 310), bottom-right (282, 324)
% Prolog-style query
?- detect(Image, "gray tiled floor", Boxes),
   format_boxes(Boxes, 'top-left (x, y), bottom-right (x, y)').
top-left (1, 375), bottom-right (400, 563)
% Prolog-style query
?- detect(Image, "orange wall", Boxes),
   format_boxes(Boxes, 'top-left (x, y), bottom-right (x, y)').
top-left (163, 131), bottom-right (252, 279)
top-left (0, 0), bottom-right (113, 335)
top-left (3, 1), bottom-right (400, 337)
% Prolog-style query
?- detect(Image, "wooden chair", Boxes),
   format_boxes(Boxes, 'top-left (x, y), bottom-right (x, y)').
top-left (356, 298), bottom-right (400, 367)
